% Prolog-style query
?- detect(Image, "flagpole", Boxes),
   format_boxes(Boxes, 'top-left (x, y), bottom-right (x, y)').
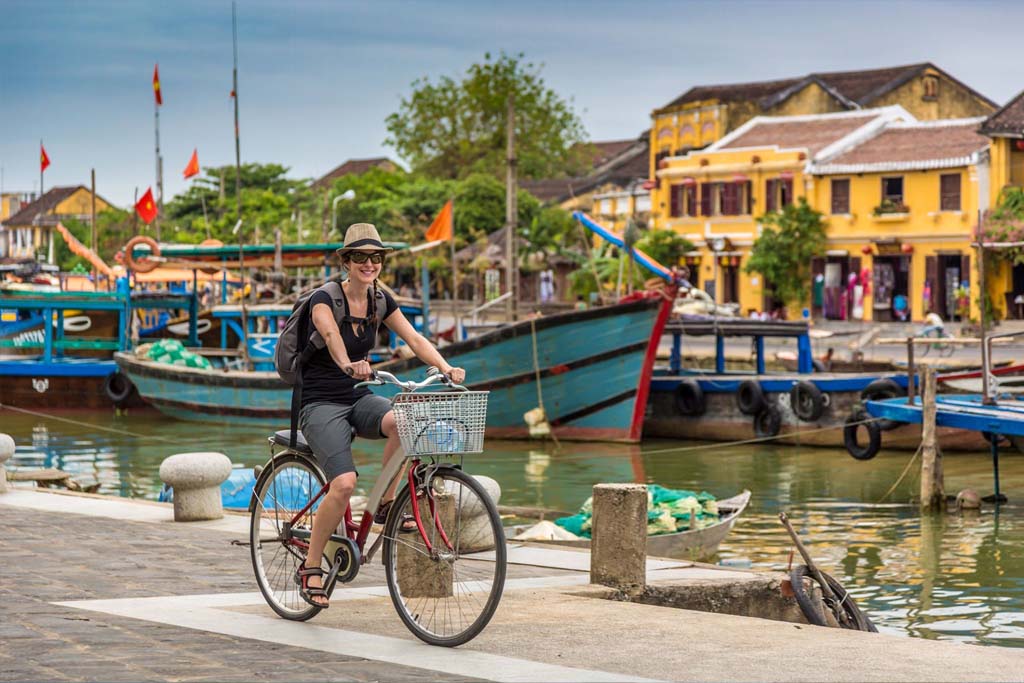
top-left (232, 0), bottom-right (242, 223)
top-left (154, 75), bottom-right (162, 241)
top-left (450, 198), bottom-right (459, 340)
top-left (39, 139), bottom-right (43, 198)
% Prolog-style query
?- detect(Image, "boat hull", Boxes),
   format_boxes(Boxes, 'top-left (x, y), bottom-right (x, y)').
top-left (0, 359), bottom-right (139, 410)
top-left (645, 372), bottom-right (990, 451)
top-left (529, 491), bottom-right (750, 561)
top-left (117, 295), bottom-right (671, 441)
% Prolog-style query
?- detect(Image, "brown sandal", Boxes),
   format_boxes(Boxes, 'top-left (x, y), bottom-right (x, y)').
top-left (294, 565), bottom-right (329, 608)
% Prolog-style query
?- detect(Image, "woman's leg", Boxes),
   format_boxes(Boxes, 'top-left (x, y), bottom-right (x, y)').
top-left (380, 411), bottom-right (405, 502)
top-left (304, 471), bottom-right (356, 605)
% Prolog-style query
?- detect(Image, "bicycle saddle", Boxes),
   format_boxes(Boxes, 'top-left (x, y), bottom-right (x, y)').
top-left (272, 429), bottom-right (313, 454)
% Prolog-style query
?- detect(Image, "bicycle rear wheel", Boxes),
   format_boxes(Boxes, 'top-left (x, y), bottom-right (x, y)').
top-left (383, 467), bottom-right (506, 647)
top-left (249, 454), bottom-right (326, 621)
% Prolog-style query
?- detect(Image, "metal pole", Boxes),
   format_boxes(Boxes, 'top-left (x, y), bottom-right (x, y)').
top-left (907, 337), bottom-right (915, 404)
top-left (232, 1), bottom-right (242, 222)
top-left (979, 209), bottom-right (993, 404)
top-left (154, 89), bottom-right (162, 241)
top-left (505, 94), bottom-right (518, 322)
top-left (39, 139), bottom-right (43, 197)
top-left (90, 168), bottom-right (97, 282)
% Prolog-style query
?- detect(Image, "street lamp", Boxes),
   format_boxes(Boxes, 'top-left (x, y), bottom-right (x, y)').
top-left (331, 189), bottom-right (357, 241)
top-left (710, 237), bottom-right (726, 305)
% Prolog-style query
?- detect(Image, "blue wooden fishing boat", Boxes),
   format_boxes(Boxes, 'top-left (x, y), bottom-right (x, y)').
top-left (117, 292), bottom-right (673, 441)
top-left (642, 316), bottom-right (931, 448)
top-left (0, 287), bottom-right (197, 410)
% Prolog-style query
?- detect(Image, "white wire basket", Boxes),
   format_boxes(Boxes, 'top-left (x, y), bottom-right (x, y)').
top-left (390, 391), bottom-right (489, 456)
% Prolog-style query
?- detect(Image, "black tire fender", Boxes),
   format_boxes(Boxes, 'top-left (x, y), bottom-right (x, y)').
top-left (790, 380), bottom-right (825, 422)
top-left (844, 410), bottom-right (881, 460)
top-left (789, 564), bottom-right (878, 632)
top-left (737, 380), bottom-right (766, 416)
top-left (674, 379), bottom-right (706, 417)
top-left (103, 371), bottom-right (135, 406)
top-left (754, 405), bottom-right (782, 438)
top-left (859, 378), bottom-right (905, 431)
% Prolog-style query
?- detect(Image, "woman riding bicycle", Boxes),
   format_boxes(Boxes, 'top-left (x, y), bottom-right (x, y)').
top-left (296, 222), bottom-right (465, 609)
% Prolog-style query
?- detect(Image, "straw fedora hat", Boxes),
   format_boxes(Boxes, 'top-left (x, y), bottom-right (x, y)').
top-left (337, 223), bottom-right (393, 256)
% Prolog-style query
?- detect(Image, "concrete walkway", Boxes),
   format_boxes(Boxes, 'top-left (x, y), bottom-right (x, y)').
top-left (2, 487), bottom-right (1024, 682)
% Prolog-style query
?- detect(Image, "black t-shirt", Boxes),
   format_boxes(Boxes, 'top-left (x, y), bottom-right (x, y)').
top-left (300, 286), bottom-right (398, 406)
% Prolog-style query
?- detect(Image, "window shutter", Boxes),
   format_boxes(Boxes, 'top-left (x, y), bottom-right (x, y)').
top-left (721, 183), bottom-right (736, 215)
top-left (669, 185), bottom-right (682, 217)
top-left (782, 179), bottom-right (794, 207)
top-left (700, 183), bottom-right (712, 216)
top-left (831, 179), bottom-right (850, 214)
top-left (685, 185), bottom-right (697, 217)
top-left (745, 181), bottom-right (752, 214)
top-left (940, 174), bottom-right (961, 211)
top-left (765, 179), bottom-right (777, 212)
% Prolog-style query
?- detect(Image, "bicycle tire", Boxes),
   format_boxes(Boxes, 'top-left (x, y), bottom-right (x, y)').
top-left (789, 564), bottom-right (877, 632)
top-left (383, 466), bottom-right (507, 647)
top-left (250, 453), bottom-right (327, 621)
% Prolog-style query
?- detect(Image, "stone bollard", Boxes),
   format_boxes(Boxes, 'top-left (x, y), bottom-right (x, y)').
top-left (590, 483), bottom-right (648, 590)
top-left (159, 452), bottom-right (232, 521)
top-left (0, 433), bottom-right (14, 494)
top-left (396, 492), bottom-right (455, 598)
top-left (445, 475), bottom-right (501, 553)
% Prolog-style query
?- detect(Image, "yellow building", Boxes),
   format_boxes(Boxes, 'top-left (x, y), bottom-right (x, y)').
top-left (653, 106), bottom-right (992, 323)
top-left (807, 118), bottom-right (990, 323)
top-left (979, 91), bottom-right (1024, 319)
top-left (0, 185), bottom-right (113, 262)
top-left (649, 63), bottom-right (996, 229)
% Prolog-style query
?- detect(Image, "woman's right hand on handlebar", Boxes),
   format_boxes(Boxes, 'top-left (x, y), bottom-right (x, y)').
top-left (342, 360), bottom-right (373, 380)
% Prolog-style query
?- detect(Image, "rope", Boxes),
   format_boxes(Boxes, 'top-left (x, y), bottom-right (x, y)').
top-left (0, 402), bottom-right (195, 444)
top-left (875, 442), bottom-right (923, 504)
top-left (529, 318), bottom-right (561, 450)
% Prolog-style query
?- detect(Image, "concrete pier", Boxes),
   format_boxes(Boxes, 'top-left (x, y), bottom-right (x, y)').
top-left (2, 487), bottom-right (1023, 682)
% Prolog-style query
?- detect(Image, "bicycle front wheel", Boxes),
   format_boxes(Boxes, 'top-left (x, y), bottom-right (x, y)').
top-left (383, 467), bottom-right (506, 647)
top-left (249, 454), bottom-right (326, 621)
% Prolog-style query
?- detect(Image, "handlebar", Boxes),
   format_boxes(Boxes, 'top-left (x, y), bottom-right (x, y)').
top-left (354, 366), bottom-right (468, 392)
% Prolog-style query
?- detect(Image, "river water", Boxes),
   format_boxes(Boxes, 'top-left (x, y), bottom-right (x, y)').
top-left (4, 407), bottom-right (1024, 648)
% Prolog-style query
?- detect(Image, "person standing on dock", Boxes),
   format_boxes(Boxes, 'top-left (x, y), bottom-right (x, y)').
top-left (295, 223), bottom-right (466, 609)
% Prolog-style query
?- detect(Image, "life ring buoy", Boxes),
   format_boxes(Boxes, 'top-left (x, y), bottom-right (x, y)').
top-left (673, 380), bottom-right (705, 417)
top-left (844, 410), bottom-right (881, 460)
top-left (737, 380), bottom-right (766, 416)
top-left (754, 405), bottom-right (781, 438)
top-left (103, 371), bottom-right (135, 406)
top-left (790, 380), bottom-right (825, 422)
top-left (124, 236), bottom-right (161, 273)
top-left (859, 378), bottom-right (904, 431)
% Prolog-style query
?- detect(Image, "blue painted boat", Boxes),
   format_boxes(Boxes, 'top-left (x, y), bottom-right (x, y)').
top-left (644, 318), bottom-right (924, 448)
top-left (116, 292), bottom-right (673, 442)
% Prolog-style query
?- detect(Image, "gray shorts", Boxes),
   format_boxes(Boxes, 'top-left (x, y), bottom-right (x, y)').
top-left (299, 394), bottom-right (392, 480)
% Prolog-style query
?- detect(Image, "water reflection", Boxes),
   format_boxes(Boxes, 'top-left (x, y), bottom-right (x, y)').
top-left (3, 408), bottom-right (1024, 646)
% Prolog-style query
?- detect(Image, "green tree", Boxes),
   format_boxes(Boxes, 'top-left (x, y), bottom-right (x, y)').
top-left (637, 228), bottom-right (695, 269)
top-left (744, 199), bottom-right (826, 309)
top-left (59, 208), bottom-right (135, 269)
top-left (385, 52), bottom-right (589, 180)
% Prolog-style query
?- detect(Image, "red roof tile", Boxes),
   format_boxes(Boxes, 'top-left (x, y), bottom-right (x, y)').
top-left (717, 113), bottom-right (881, 156)
top-left (981, 89), bottom-right (1024, 137)
top-left (820, 121), bottom-right (988, 167)
top-left (312, 157), bottom-right (400, 189)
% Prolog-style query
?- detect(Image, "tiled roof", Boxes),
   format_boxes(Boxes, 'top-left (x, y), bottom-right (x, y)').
top-left (3, 186), bottom-right (88, 227)
top-left (980, 89), bottom-right (1024, 137)
top-left (522, 135), bottom-right (650, 204)
top-left (812, 119), bottom-right (989, 173)
top-left (312, 157), bottom-right (400, 189)
top-left (661, 63), bottom-right (995, 113)
top-left (715, 112), bottom-right (882, 156)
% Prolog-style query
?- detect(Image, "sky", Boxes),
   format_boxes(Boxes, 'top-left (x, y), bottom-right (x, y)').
top-left (1, 0), bottom-right (1023, 208)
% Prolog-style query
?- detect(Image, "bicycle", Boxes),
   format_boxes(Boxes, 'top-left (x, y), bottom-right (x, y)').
top-left (248, 368), bottom-right (507, 647)
top-left (919, 326), bottom-right (955, 358)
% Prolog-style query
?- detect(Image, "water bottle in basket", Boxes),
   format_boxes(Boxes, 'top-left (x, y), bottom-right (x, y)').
top-left (423, 419), bottom-right (464, 453)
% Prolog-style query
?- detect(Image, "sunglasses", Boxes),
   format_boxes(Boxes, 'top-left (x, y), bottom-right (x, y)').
top-left (348, 252), bottom-right (386, 265)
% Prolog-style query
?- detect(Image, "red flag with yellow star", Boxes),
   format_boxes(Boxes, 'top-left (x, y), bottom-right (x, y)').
top-left (135, 187), bottom-right (158, 224)
top-left (40, 143), bottom-right (51, 173)
top-left (153, 64), bottom-right (162, 106)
